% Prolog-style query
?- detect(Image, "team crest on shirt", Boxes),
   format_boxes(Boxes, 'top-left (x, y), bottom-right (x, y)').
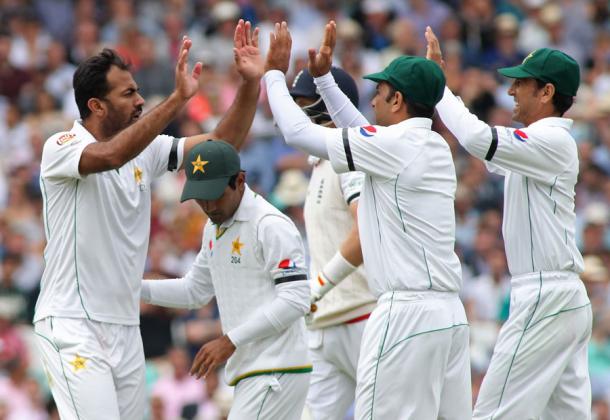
top-left (134, 166), bottom-right (147, 191)
top-left (359, 125), bottom-right (377, 138)
top-left (69, 354), bottom-right (87, 372)
top-left (513, 129), bottom-right (528, 142)
top-left (56, 133), bottom-right (77, 145)
top-left (230, 236), bottom-right (244, 264)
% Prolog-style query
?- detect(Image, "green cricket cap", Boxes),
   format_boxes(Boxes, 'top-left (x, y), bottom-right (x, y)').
top-left (498, 48), bottom-right (580, 96)
top-left (181, 140), bottom-right (241, 202)
top-left (363, 56), bottom-right (446, 108)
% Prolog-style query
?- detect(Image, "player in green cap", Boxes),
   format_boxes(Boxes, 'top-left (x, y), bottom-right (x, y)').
top-left (142, 140), bottom-right (312, 419)
top-left (262, 21), bottom-right (471, 419)
top-left (426, 27), bottom-right (591, 420)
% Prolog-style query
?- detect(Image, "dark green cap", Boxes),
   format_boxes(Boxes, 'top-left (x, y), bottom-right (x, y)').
top-left (363, 56), bottom-right (446, 108)
top-left (498, 48), bottom-right (580, 96)
top-left (181, 140), bottom-right (240, 202)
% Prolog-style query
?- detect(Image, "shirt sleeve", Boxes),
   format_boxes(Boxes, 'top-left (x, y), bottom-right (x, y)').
top-left (326, 125), bottom-right (412, 178)
top-left (226, 214), bottom-right (310, 347)
top-left (338, 171), bottom-right (364, 205)
top-left (147, 135), bottom-right (185, 178)
top-left (141, 229), bottom-right (215, 309)
top-left (259, 215), bottom-right (309, 286)
top-left (41, 133), bottom-right (92, 179)
top-left (264, 70), bottom-right (332, 159)
top-left (313, 72), bottom-right (369, 128)
top-left (436, 87), bottom-right (572, 183)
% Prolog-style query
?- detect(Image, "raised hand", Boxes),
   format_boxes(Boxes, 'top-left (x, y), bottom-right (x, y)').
top-left (264, 21), bottom-right (292, 74)
top-left (425, 26), bottom-right (445, 71)
top-left (308, 20), bottom-right (336, 77)
top-left (233, 19), bottom-right (263, 82)
top-left (175, 36), bottom-right (203, 101)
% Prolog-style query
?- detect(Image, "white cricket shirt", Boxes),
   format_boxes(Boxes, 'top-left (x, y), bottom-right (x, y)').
top-left (304, 161), bottom-right (376, 328)
top-left (436, 88), bottom-right (584, 275)
top-left (35, 120), bottom-right (183, 325)
top-left (325, 119), bottom-right (463, 296)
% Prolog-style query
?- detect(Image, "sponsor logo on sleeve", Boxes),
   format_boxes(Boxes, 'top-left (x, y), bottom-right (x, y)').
top-left (56, 133), bottom-right (77, 145)
top-left (359, 125), bottom-right (377, 138)
top-left (513, 129), bottom-right (528, 142)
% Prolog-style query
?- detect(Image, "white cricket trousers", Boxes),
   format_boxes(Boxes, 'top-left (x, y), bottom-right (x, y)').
top-left (474, 271), bottom-right (592, 420)
top-left (34, 317), bottom-right (146, 420)
top-left (229, 372), bottom-right (310, 419)
top-left (355, 290), bottom-right (472, 420)
top-left (306, 319), bottom-right (367, 420)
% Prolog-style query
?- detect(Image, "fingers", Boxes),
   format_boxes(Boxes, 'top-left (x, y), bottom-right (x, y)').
top-left (245, 20), bottom-right (252, 46)
top-left (322, 20), bottom-right (336, 51)
top-left (252, 27), bottom-right (259, 48)
top-left (190, 346), bottom-right (205, 376)
top-left (234, 19), bottom-right (243, 49)
top-left (177, 35), bottom-right (191, 72)
top-left (192, 62), bottom-right (203, 80)
top-left (307, 48), bottom-right (316, 65)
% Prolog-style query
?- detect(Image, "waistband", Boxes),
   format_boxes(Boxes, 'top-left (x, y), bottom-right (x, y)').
top-left (511, 270), bottom-right (581, 287)
top-left (344, 313), bottom-right (371, 324)
top-left (379, 290), bottom-right (458, 303)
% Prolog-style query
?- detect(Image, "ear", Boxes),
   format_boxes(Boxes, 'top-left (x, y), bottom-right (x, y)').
top-left (87, 98), bottom-right (106, 117)
top-left (391, 90), bottom-right (404, 113)
top-left (237, 171), bottom-right (246, 190)
top-left (540, 82), bottom-right (555, 105)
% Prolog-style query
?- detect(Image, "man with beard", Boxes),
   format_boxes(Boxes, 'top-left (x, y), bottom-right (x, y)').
top-left (33, 20), bottom-right (262, 420)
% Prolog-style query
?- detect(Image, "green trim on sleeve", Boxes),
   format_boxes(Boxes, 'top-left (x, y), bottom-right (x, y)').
top-left (229, 366), bottom-right (312, 386)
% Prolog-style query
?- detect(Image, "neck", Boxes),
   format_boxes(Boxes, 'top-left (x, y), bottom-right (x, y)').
top-left (82, 118), bottom-right (112, 142)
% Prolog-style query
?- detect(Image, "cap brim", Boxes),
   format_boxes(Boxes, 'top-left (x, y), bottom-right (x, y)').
top-left (497, 65), bottom-right (535, 79)
top-left (180, 177), bottom-right (231, 202)
top-left (362, 71), bottom-right (389, 83)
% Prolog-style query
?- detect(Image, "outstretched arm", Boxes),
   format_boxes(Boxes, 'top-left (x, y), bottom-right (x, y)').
top-left (264, 22), bottom-right (335, 159)
top-left (182, 19), bottom-right (263, 162)
top-left (310, 21), bottom-right (368, 127)
top-left (78, 37), bottom-right (202, 175)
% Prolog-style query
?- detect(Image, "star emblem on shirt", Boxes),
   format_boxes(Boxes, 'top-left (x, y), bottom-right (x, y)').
top-left (69, 354), bottom-right (87, 372)
top-left (231, 237), bottom-right (244, 255)
top-left (192, 155), bottom-right (209, 174)
top-left (134, 166), bottom-right (143, 184)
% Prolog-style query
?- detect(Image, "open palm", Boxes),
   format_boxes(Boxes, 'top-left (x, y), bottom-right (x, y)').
top-left (234, 20), bottom-right (264, 82)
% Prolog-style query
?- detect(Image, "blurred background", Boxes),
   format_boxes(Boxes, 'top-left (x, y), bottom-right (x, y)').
top-left (1, 0), bottom-right (610, 419)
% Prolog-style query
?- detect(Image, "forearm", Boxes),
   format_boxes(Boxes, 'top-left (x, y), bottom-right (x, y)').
top-left (227, 281), bottom-right (309, 346)
top-left (314, 72), bottom-right (368, 127)
top-left (141, 278), bottom-right (212, 309)
top-left (211, 79), bottom-right (261, 151)
top-left (436, 87), bottom-right (493, 160)
top-left (80, 93), bottom-right (186, 174)
top-left (264, 70), bottom-right (330, 159)
top-left (340, 224), bottom-right (363, 267)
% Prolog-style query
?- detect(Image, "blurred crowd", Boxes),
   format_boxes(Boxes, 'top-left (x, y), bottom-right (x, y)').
top-left (1, 0), bottom-right (610, 419)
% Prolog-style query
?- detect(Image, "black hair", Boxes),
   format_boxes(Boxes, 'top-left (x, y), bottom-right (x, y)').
top-left (535, 79), bottom-right (574, 117)
top-left (73, 48), bottom-right (129, 120)
top-left (384, 84), bottom-right (434, 119)
top-left (228, 170), bottom-right (246, 189)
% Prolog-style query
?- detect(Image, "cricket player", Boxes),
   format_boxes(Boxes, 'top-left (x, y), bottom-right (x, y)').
top-left (141, 140), bottom-right (311, 419)
top-left (289, 67), bottom-right (377, 419)
top-left (263, 21), bottom-right (471, 419)
top-left (426, 28), bottom-right (592, 419)
top-left (33, 21), bottom-right (262, 420)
